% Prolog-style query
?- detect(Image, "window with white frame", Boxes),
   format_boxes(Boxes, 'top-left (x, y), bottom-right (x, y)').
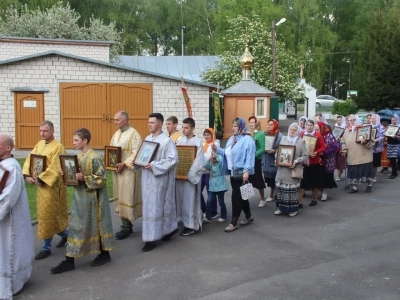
top-left (255, 97), bottom-right (266, 118)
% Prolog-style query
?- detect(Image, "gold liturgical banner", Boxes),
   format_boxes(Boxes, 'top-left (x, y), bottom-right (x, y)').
top-left (176, 145), bottom-right (197, 180)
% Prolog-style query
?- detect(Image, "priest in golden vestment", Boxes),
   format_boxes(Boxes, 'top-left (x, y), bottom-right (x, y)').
top-left (22, 120), bottom-right (69, 260)
top-left (111, 111), bottom-right (143, 240)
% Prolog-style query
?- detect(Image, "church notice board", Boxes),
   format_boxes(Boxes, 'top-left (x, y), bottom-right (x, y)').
top-left (176, 145), bottom-right (197, 180)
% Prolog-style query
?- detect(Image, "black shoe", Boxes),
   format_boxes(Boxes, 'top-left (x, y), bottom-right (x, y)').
top-left (90, 254), bottom-right (111, 267)
top-left (141, 242), bottom-right (157, 252)
top-left (162, 228), bottom-right (179, 241)
top-left (50, 260), bottom-right (75, 274)
top-left (348, 189), bottom-right (358, 194)
top-left (365, 186), bottom-right (372, 193)
top-left (298, 204), bottom-right (303, 209)
top-left (56, 237), bottom-right (68, 248)
top-left (309, 201), bottom-right (317, 207)
top-left (180, 227), bottom-right (196, 236)
top-left (35, 250), bottom-right (51, 260)
top-left (389, 175), bottom-right (397, 179)
top-left (115, 230), bottom-right (130, 240)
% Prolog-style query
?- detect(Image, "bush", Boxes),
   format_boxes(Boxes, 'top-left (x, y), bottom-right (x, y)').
top-left (332, 100), bottom-right (358, 116)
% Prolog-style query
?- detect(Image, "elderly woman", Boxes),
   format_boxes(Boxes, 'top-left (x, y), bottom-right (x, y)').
top-left (370, 114), bottom-right (385, 182)
top-left (387, 114), bottom-right (400, 179)
top-left (248, 116), bottom-right (267, 207)
top-left (340, 115), bottom-right (375, 193)
top-left (316, 122), bottom-right (339, 200)
top-left (299, 120), bottom-right (327, 206)
top-left (201, 128), bottom-right (220, 219)
top-left (274, 123), bottom-right (308, 217)
top-left (298, 116), bottom-right (308, 134)
top-left (212, 118), bottom-right (255, 232)
top-left (262, 119), bottom-right (283, 206)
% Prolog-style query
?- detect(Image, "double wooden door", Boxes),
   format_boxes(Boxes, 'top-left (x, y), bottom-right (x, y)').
top-left (60, 82), bottom-right (152, 148)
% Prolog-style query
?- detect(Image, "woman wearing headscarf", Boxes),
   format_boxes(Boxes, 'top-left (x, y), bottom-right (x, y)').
top-left (201, 128), bottom-right (220, 220)
top-left (298, 116), bottom-right (308, 134)
top-left (274, 123), bottom-right (308, 217)
top-left (370, 114), bottom-right (385, 182)
top-left (335, 115), bottom-right (347, 181)
top-left (340, 115), bottom-right (375, 193)
top-left (316, 122), bottom-right (339, 200)
top-left (248, 116), bottom-right (267, 207)
top-left (299, 119), bottom-right (327, 206)
top-left (212, 118), bottom-right (256, 232)
top-left (262, 119), bottom-right (283, 206)
top-left (386, 114), bottom-right (400, 179)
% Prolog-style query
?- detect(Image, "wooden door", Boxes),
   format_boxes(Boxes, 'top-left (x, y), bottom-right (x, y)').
top-left (107, 83), bottom-right (152, 139)
top-left (60, 83), bottom-right (108, 148)
top-left (223, 97), bottom-right (254, 139)
top-left (15, 93), bottom-right (44, 149)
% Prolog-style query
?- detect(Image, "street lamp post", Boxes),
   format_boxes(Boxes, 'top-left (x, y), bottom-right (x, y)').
top-left (271, 18), bottom-right (286, 92)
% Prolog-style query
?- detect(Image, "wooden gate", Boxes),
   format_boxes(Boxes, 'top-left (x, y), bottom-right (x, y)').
top-left (14, 93), bottom-right (44, 149)
top-left (60, 83), bottom-right (152, 148)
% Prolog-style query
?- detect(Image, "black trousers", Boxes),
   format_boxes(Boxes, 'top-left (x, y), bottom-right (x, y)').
top-left (389, 158), bottom-right (398, 176)
top-left (230, 177), bottom-right (251, 223)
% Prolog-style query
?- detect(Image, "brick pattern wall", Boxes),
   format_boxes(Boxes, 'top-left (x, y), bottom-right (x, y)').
top-left (0, 55), bottom-right (210, 144)
top-left (0, 41), bottom-right (110, 63)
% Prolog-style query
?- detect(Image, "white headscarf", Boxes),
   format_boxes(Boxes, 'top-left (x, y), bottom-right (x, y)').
top-left (371, 114), bottom-right (381, 129)
top-left (314, 114), bottom-right (328, 125)
top-left (392, 114), bottom-right (400, 125)
top-left (286, 123), bottom-right (301, 145)
top-left (349, 114), bottom-right (362, 132)
top-left (336, 115), bottom-right (346, 129)
top-left (298, 116), bottom-right (308, 132)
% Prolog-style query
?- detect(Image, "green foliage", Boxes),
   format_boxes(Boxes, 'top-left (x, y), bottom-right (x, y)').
top-left (352, 8), bottom-right (400, 111)
top-left (202, 14), bottom-right (301, 99)
top-left (0, 2), bottom-right (123, 61)
top-left (332, 100), bottom-right (358, 116)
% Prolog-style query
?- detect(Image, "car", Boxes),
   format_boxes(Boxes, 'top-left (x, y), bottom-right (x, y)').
top-left (376, 108), bottom-right (400, 123)
top-left (316, 95), bottom-right (343, 108)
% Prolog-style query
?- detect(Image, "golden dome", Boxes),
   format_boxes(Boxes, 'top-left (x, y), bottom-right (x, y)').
top-left (239, 46), bottom-right (254, 70)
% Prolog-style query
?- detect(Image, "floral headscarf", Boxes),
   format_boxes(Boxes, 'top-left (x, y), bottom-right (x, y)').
top-left (266, 119), bottom-right (279, 135)
top-left (233, 117), bottom-right (249, 135)
top-left (202, 127), bottom-right (216, 152)
top-left (317, 121), bottom-right (330, 136)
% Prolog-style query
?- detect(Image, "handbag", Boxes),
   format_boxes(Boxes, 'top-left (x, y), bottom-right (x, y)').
top-left (233, 168), bottom-right (244, 180)
top-left (239, 181), bottom-right (255, 200)
top-left (290, 166), bottom-right (303, 179)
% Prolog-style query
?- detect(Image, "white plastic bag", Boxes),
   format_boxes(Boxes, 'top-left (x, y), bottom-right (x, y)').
top-left (239, 181), bottom-right (255, 200)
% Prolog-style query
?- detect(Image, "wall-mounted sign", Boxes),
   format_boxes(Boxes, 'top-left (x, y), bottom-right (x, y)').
top-left (23, 100), bottom-right (37, 108)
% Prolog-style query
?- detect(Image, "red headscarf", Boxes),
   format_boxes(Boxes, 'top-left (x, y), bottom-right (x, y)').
top-left (266, 119), bottom-right (279, 135)
top-left (317, 121), bottom-right (330, 136)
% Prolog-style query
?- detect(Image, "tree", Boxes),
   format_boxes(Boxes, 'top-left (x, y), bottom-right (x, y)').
top-left (202, 14), bottom-right (301, 100)
top-left (352, 8), bottom-right (400, 110)
top-left (0, 2), bottom-right (123, 61)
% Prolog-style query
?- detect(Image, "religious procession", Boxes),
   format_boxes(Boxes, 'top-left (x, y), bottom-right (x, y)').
top-left (1, 109), bottom-right (400, 299)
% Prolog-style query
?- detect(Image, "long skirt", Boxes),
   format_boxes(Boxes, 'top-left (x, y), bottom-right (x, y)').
top-left (335, 152), bottom-right (346, 170)
top-left (249, 159), bottom-right (266, 189)
top-left (323, 172), bottom-right (337, 189)
top-left (381, 145), bottom-right (391, 168)
top-left (347, 162), bottom-right (374, 183)
top-left (275, 181), bottom-right (300, 213)
top-left (300, 164), bottom-right (324, 190)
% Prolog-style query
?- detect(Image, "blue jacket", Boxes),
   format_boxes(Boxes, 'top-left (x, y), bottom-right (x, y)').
top-left (204, 155), bottom-right (228, 192)
top-left (215, 134), bottom-right (255, 176)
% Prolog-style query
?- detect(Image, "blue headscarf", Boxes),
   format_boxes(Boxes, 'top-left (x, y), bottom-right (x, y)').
top-left (234, 117), bottom-right (249, 135)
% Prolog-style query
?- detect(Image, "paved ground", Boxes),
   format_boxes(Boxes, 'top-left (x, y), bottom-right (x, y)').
top-left (16, 167), bottom-right (400, 300)
top-left (14, 116), bottom-right (400, 300)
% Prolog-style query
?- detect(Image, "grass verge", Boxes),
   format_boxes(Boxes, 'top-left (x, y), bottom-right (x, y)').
top-left (17, 158), bottom-right (114, 220)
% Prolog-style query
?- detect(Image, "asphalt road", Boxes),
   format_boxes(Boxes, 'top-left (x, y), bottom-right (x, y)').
top-left (15, 167), bottom-right (400, 300)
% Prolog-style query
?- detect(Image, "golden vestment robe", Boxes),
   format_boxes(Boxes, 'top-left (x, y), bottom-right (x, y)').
top-left (22, 140), bottom-right (68, 239)
top-left (110, 126), bottom-right (142, 222)
top-left (170, 131), bottom-right (182, 144)
top-left (66, 150), bottom-right (114, 257)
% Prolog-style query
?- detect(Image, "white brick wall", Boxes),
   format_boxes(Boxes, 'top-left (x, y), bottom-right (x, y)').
top-left (0, 39), bottom-right (110, 63)
top-left (0, 55), bottom-right (211, 145)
